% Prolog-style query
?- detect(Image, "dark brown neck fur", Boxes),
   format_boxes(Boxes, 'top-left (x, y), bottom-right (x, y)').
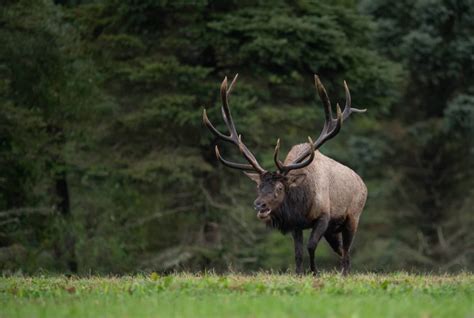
top-left (268, 180), bottom-right (313, 233)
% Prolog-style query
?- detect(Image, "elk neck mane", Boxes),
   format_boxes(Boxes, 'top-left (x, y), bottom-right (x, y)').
top-left (268, 175), bottom-right (313, 234)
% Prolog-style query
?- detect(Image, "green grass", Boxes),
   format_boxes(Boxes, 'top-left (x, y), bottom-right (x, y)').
top-left (1, 273), bottom-right (473, 318)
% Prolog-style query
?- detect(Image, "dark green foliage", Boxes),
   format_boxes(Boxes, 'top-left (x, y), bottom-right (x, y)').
top-left (360, 0), bottom-right (474, 270)
top-left (0, 0), bottom-right (471, 273)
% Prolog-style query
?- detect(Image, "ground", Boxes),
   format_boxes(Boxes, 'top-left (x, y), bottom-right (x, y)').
top-left (0, 273), bottom-right (472, 317)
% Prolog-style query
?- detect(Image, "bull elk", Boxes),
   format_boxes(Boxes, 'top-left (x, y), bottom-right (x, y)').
top-left (203, 74), bottom-right (367, 275)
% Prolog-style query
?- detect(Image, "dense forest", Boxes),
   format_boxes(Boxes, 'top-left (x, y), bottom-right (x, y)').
top-left (1, 0), bottom-right (472, 274)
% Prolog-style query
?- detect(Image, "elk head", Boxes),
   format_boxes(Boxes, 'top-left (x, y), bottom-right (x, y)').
top-left (203, 74), bottom-right (365, 221)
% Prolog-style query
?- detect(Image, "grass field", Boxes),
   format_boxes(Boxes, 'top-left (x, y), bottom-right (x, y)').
top-left (0, 273), bottom-right (472, 318)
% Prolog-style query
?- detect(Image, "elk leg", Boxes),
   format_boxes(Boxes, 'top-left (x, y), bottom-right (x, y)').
top-left (341, 216), bottom-right (358, 275)
top-left (324, 232), bottom-right (343, 257)
top-left (292, 229), bottom-right (304, 275)
top-left (307, 214), bottom-right (330, 275)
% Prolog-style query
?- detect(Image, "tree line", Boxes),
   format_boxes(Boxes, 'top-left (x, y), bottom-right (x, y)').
top-left (0, 0), bottom-right (472, 273)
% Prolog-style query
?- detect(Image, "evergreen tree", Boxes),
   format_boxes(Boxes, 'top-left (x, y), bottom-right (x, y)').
top-left (362, 0), bottom-right (474, 269)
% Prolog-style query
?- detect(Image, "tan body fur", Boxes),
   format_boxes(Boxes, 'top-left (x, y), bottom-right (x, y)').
top-left (285, 145), bottom-right (367, 225)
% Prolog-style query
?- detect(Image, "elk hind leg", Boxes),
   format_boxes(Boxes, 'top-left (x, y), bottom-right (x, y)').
top-left (341, 216), bottom-right (359, 276)
top-left (325, 232), bottom-right (343, 257)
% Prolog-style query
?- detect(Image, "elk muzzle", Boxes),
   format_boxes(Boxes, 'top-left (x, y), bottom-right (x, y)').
top-left (254, 200), bottom-right (272, 220)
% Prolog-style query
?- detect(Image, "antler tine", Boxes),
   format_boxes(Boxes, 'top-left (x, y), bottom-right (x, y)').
top-left (315, 75), bottom-right (332, 123)
top-left (313, 103), bottom-right (342, 150)
top-left (203, 75), bottom-right (266, 174)
top-left (215, 146), bottom-right (255, 171)
top-left (342, 80), bottom-right (367, 121)
top-left (273, 138), bottom-right (285, 172)
top-left (203, 109), bottom-right (232, 142)
top-left (202, 76), bottom-right (237, 141)
top-left (227, 73), bottom-right (239, 95)
top-left (220, 76), bottom-right (238, 138)
top-left (343, 80), bottom-right (351, 111)
top-left (237, 135), bottom-right (265, 173)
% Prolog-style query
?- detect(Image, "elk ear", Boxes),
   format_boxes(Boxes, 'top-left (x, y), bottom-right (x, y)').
top-left (243, 172), bottom-right (261, 184)
top-left (288, 174), bottom-right (306, 188)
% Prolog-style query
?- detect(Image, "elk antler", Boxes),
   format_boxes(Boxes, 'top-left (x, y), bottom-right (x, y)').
top-left (274, 75), bottom-right (366, 174)
top-left (273, 137), bottom-right (315, 173)
top-left (203, 75), bottom-right (266, 174)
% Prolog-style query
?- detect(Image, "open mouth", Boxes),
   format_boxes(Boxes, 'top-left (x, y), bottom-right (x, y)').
top-left (257, 208), bottom-right (272, 220)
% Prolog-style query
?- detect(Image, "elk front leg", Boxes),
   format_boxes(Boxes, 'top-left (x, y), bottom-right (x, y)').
top-left (307, 214), bottom-right (330, 275)
top-left (292, 229), bottom-right (304, 275)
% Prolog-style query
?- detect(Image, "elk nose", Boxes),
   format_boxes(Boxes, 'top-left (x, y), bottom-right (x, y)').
top-left (254, 200), bottom-right (267, 211)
